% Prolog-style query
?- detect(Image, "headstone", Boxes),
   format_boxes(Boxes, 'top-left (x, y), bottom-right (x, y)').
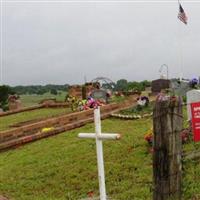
top-left (145, 87), bottom-right (151, 92)
top-left (191, 102), bottom-right (200, 142)
top-left (8, 95), bottom-right (22, 111)
top-left (68, 83), bottom-right (95, 100)
top-left (170, 79), bottom-right (190, 96)
top-left (91, 89), bottom-right (108, 103)
top-left (187, 89), bottom-right (200, 120)
top-left (151, 79), bottom-right (170, 94)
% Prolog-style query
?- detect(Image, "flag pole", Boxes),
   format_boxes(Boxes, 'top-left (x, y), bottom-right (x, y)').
top-left (178, 23), bottom-right (183, 82)
top-left (0, 0), bottom-right (3, 85)
top-left (178, 0), bottom-right (182, 81)
top-left (177, 0), bottom-right (184, 82)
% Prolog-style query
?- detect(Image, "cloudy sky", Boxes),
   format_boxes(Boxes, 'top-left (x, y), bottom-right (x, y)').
top-left (1, 0), bottom-right (200, 86)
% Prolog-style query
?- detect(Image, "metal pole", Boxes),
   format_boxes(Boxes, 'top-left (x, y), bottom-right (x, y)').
top-left (94, 107), bottom-right (107, 200)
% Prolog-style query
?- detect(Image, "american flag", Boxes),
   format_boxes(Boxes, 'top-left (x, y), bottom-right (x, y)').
top-left (178, 4), bottom-right (188, 25)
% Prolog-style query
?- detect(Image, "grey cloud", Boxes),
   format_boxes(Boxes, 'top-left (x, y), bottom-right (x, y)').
top-left (1, 1), bottom-right (200, 85)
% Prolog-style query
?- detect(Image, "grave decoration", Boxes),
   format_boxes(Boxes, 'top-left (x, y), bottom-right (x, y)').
top-left (145, 94), bottom-right (192, 147)
top-left (144, 127), bottom-right (191, 147)
top-left (110, 96), bottom-right (152, 120)
top-left (110, 112), bottom-right (152, 120)
top-left (66, 95), bottom-right (104, 111)
top-left (111, 113), bottom-right (142, 119)
top-left (41, 127), bottom-right (55, 133)
top-left (90, 89), bottom-right (110, 104)
top-left (170, 77), bottom-right (200, 96)
top-left (65, 95), bottom-right (79, 111)
top-left (137, 96), bottom-right (149, 107)
top-left (189, 78), bottom-right (199, 89)
top-left (144, 127), bottom-right (153, 145)
top-left (78, 107), bottom-right (121, 200)
top-left (115, 96), bottom-right (151, 119)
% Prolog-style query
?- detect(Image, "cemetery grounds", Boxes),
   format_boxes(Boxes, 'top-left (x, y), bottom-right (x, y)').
top-left (0, 96), bottom-right (200, 200)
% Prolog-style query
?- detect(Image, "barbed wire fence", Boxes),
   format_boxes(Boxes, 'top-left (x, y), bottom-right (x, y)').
top-left (152, 97), bottom-right (200, 200)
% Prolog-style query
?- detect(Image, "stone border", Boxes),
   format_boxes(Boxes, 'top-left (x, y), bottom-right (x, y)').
top-left (0, 98), bottom-right (138, 151)
top-left (0, 102), bottom-right (69, 117)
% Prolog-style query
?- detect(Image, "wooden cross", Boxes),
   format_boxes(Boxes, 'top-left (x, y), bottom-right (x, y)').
top-left (78, 107), bottom-right (121, 200)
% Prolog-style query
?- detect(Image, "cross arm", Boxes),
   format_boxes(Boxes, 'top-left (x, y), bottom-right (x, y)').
top-left (78, 133), bottom-right (121, 140)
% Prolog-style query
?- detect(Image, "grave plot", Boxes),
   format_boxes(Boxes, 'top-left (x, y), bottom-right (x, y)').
top-left (1, 95), bottom-right (200, 200)
top-left (0, 98), bottom-right (138, 151)
top-left (111, 96), bottom-right (153, 120)
top-left (0, 107), bottom-right (71, 131)
top-left (0, 113), bottom-right (153, 200)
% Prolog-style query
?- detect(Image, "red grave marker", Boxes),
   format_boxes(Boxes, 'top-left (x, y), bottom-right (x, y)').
top-left (191, 102), bottom-right (200, 142)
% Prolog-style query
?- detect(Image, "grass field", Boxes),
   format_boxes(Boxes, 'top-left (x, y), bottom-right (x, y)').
top-left (0, 105), bottom-right (200, 199)
top-left (0, 108), bottom-right (71, 131)
top-left (0, 117), bottom-right (153, 200)
top-left (0, 91), bottom-right (70, 132)
top-left (20, 92), bottom-right (67, 107)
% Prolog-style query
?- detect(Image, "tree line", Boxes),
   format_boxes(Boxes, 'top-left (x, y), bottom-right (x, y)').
top-left (0, 80), bottom-right (151, 111)
top-left (115, 79), bottom-right (151, 92)
top-left (11, 84), bottom-right (70, 95)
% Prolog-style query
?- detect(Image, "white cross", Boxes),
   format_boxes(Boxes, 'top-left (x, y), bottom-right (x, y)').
top-left (78, 107), bottom-right (121, 200)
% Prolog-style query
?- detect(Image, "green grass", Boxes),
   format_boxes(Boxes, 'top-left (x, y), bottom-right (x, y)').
top-left (0, 106), bottom-right (200, 199)
top-left (20, 91), bottom-right (67, 107)
top-left (0, 108), bottom-right (71, 131)
top-left (0, 118), bottom-right (153, 200)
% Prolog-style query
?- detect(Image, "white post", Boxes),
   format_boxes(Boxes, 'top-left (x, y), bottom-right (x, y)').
top-left (78, 107), bottom-right (121, 200)
top-left (94, 108), bottom-right (107, 200)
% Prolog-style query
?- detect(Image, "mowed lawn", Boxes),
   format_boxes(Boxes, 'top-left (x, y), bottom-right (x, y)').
top-left (0, 114), bottom-right (200, 200)
top-left (0, 118), bottom-right (153, 200)
top-left (0, 108), bottom-right (71, 131)
top-left (20, 92), bottom-right (66, 107)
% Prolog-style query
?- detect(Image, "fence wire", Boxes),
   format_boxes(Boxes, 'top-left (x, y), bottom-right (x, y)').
top-left (151, 102), bottom-right (200, 199)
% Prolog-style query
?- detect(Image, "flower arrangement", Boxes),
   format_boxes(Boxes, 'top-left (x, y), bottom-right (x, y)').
top-left (144, 127), bottom-right (153, 145)
top-left (144, 127), bottom-right (191, 146)
top-left (41, 127), bottom-right (55, 133)
top-left (180, 128), bottom-right (191, 143)
top-left (137, 96), bottom-right (149, 107)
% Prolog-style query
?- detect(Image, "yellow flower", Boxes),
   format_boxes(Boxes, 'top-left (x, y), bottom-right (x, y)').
top-left (41, 127), bottom-right (55, 133)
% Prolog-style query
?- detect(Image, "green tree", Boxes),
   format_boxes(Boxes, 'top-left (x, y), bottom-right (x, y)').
top-left (116, 79), bottom-right (128, 91)
top-left (50, 88), bottom-right (58, 95)
top-left (0, 85), bottom-right (14, 111)
top-left (36, 88), bottom-right (47, 95)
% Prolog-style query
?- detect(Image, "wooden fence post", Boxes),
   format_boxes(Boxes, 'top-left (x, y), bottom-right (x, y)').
top-left (153, 96), bottom-right (183, 200)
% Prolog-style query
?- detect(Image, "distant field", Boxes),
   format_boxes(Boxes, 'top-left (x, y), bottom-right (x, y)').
top-left (20, 91), bottom-right (67, 107)
top-left (0, 107), bottom-right (71, 131)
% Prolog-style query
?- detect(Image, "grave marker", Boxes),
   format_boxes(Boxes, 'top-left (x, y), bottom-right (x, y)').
top-left (186, 89), bottom-right (200, 120)
top-left (191, 102), bottom-right (200, 142)
top-left (170, 79), bottom-right (190, 96)
top-left (78, 107), bottom-right (121, 200)
top-left (91, 89), bottom-right (108, 103)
